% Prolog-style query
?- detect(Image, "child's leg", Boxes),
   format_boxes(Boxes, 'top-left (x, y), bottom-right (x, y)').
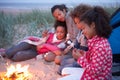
top-left (53, 50), bottom-right (62, 56)
top-left (58, 58), bottom-right (77, 75)
top-left (61, 52), bottom-right (73, 60)
top-left (72, 61), bottom-right (81, 67)
top-left (61, 58), bottom-right (75, 66)
top-left (6, 42), bottom-right (34, 59)
top-left (58, 64), bottom-right (74, 75)
top-left (11, 49), bottom-right (38, 62)
top-left (43, 52), bottom-right (56, 62)
top-left (54, 55), bottom-right (63, 65)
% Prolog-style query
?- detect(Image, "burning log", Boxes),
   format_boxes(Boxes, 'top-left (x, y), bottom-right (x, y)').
top-left (0, 64), bottom-right (32, 80)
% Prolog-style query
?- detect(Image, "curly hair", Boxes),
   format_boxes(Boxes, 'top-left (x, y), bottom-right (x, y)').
top-left (80, 6), bottom-right (112, 38)
top-left (54, 20), bottom-right (67, 37)
top-left (51, 4), bottom-right (68, 14)
top-left (70, 4), bottom-right (92, 19)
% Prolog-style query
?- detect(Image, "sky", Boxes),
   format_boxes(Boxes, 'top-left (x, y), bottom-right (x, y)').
top-left (0, 0), bottom-right (120, 9)
top-left (0, 0), bottom-right (120, 3)
top-left (1, 0), bottom-right (74, 3)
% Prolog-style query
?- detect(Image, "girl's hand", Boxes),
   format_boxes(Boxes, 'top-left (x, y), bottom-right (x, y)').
top-left (79, 34), bottom-right (87, 46)
top-left (42, 30), bottom-right (48, 37)
top-left (72, 48), bottom-right (84, 60)
top-left (63, 45), bottom-right (73, 54)
top-left (37, 45), bottom-right (43, 51)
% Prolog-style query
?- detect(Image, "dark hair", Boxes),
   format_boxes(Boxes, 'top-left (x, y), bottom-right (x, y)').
top-left (54, 20), bottom-right (67, 37)
top-left (51, 4), bottom-right (68, 14)
top-left (71, 4), bottom-right (92, 19)
top-left (80, 6), bottom-right (112, 38)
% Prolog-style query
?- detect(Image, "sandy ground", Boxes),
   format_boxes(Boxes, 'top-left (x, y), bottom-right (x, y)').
top-left (0, 55), bottom-right (120, 80)
top-left (0, 55), bottom-right (61, 80)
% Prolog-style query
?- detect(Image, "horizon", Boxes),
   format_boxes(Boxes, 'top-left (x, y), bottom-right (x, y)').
top-left (0, 0), bottom-right (120, 9)
top-left (0, 0), bottom-right (120, 3)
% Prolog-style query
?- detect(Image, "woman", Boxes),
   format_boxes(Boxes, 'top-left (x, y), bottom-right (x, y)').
top-left (51, 4), bottom-right (79, 42)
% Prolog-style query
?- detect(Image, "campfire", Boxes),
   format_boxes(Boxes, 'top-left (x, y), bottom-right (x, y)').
top-left (0, 64), bottom-right (32, 80)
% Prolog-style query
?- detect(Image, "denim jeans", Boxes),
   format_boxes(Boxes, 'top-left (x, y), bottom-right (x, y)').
top-left (6, 42), bottom-right (38, 62)
top-left (58, 40), bottom-right (83, 75)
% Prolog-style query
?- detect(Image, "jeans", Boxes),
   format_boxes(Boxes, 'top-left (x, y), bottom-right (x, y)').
top-left (58, 40), bottom-right (83, 75)
top-left (6, 42), bottom-right (38, 62)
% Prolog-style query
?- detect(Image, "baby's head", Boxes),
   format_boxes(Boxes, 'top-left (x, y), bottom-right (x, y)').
top-left (54, 21), bottom-right (67, 40)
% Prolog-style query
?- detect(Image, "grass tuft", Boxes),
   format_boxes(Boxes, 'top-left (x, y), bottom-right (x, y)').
top-left (0, 9), bottom-right (54, 48)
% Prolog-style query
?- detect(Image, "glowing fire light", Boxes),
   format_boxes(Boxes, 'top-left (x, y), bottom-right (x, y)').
top-left (0, 64), bottom-right (32, 80)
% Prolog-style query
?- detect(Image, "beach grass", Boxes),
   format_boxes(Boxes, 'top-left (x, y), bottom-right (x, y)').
top-left (0, 12), bottom-right (15, 48)
top-left (0, 6), bottom-right (119, 48)
top-left (0, 9), bottom-right (54, 48)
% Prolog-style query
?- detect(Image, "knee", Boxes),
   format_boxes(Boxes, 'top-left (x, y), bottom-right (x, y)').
top-left (11, 51), bottom-right (32, 62)
top-left (44, 52), bottom-right (56, 62)
top-left (11, 52), bottom-right (22, 62)
top-left (54, 56), bottom-right (62, 65)
top-left (5, 49), bottom-right (13, 59)
top-left (53, 50), bottom-right (62, 56)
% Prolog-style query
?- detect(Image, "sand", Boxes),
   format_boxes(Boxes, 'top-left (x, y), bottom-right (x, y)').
top-left (0, 55), bottom-right (61, 80)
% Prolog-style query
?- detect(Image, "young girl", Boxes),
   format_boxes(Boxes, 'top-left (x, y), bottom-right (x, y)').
top-left (57, 4), bottom-right (92, 74)
top-left (4, 21), bottom-right (67, 62)
top-left (37, 21), bottom-right (67, 62)
top-left (58, 6), bottom-right (112, 80)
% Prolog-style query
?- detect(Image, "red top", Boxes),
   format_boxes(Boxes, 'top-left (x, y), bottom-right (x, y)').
top-left (37, 33), bottom-right (64, 54)
top-left (78, 36), bottom-right (112, 80)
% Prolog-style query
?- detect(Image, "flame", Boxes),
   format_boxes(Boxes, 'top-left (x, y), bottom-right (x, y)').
top-left (0, 64), bottom-right (32, 80)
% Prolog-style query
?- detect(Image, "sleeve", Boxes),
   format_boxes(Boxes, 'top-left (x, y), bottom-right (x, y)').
top-left (19, 36), bottom-right (41, 45)
top-left (26, 36), bottom-right (41, 42)
top-left (57, 42), bottom-right (66, 49)
top-left (77, 47), bottom-right (107, 75)
top-left (66, 13), bottom-right (79, 42)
